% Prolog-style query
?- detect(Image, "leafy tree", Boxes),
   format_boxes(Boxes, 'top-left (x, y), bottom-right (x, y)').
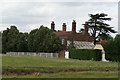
top-left (97, 33), bottom-right (113, 41)
top-left (28, 28), bottom-right (38, 52)
top-left (85, 13), bottom-right (117, 45)
top-left (17, 32), bottom-right (28, 52)
top-left (103, 34), bottom-right (120, 61)
top-left (28, 25), bottom-right (65, 53)
top-left (2, 28), bottom-right (9, 53)
top-left (2, 26), bottom-right (19, 52)
top-left (2, 26), bottom-right (28, 53)
top-left (114, 34), bottom-right (120, 55)
top-left (103, 34), bottom-right (120, 55)
top-left (102, 38), bottom-right (114, 54)
top-left (2, 25), bottom-right (65, 53)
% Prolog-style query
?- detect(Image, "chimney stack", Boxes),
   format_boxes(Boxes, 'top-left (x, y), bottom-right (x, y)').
top-left (51, 21), bottom-right (55, 31)
top-left (72, 20), bottom-right (76, 33)
top-left (62, 23), bottom-right (66, 31)
top-left (84, 21), bottom-right (88, 34)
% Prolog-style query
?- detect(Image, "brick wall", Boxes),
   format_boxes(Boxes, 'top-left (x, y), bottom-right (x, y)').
top-left (58, 50), bottom-right (65, 58)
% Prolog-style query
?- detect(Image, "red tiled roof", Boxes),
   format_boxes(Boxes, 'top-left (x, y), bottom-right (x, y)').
top-left (53, 31), bottom-right (93, 42)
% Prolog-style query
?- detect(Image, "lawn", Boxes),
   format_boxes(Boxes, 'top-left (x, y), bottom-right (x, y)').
top-left (3, 72), bottom-right (118, 78)
top-left (2, 54), bottom-right (119, 78)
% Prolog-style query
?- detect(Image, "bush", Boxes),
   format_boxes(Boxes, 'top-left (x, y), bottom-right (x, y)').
top-left (69, 49), bottom-right (102, 61)
top-left (103, 34), bottom-right (120, 62)
top-left (105, 54), bottom-right (120, 62)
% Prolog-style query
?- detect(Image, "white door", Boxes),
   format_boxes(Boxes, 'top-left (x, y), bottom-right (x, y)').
top-left (65, 51), bottom-right (69, 59)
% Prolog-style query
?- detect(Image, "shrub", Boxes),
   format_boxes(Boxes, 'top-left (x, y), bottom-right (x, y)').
top-left (69, 49), bottom-right (102, 61)
top-left (105, 54), bottom-right (120, 62)
top-left (103, 34), bottom-right (120, 62)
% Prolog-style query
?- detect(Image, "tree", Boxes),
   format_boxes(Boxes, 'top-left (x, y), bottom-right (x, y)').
top-left (28, 28), bottom-right (38, 52)
top-left (2, 25), bottom-right (66, 53)
top-left (2, 26), bottom-right (29, 53)
top-left (2, 26), bottom-right (19, 53)
top-left (103, 34), bottom-right (120, 55)
top-left (102, 34), bottom-right (120, 61)
top-left (85, 13), bottom-right (117, 45)
top-left (102, 38), bottom-right (114, 54)
top-left (17, 32), bottom-right (28, 52)
top-left (114, 34), bottom-right (120, 55)
top-left (28, 25), bottom-right (65, 53)
top-left (97, 33), bottom-right (113, 41)
top-left (2, 28), bottom-right (9, 53)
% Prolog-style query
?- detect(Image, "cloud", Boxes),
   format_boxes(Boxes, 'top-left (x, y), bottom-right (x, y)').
top-left (0, 1), bottom-right (118, 37)
top-left (1, 0), bottom-right (119, 2)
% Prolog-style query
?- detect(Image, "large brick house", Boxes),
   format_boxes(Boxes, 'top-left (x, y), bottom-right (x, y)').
top-left (50, 20), bottom-right (94, 49)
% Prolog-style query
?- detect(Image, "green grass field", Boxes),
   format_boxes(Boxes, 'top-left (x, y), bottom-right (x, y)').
top-left (2, 55), bottom-right (119, 78)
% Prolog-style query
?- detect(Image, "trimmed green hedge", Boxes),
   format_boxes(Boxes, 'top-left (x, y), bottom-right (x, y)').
top-left (69, 49), bottom-right (102, 61)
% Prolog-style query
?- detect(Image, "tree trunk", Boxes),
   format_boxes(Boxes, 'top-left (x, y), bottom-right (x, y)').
top-left (93, 38), bottom-right (96, 45)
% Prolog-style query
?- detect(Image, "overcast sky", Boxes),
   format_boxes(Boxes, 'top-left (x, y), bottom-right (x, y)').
top-left (0, 0), bottom-right (119, 36)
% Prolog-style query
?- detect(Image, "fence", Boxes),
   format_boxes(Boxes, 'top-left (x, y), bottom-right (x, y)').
top-left (6, 52), bottom-right (58, 58)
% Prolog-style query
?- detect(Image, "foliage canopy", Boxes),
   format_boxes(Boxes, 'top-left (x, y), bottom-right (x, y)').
top-left (2, 25), bottom-right (65, 53)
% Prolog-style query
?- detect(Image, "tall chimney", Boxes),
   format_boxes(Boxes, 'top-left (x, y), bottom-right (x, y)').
top-left (72, 20), bottom-right (76, 33)
top-left (84, 21), bottom-right (88, 34)
top-left (62, 23), bottom-right (66, 31)
top-left (51, 21), bottom-right (55, 31)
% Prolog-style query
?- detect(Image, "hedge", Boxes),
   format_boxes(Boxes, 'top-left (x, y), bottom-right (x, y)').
top-left (69, 49), bottom-right (102, 61)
